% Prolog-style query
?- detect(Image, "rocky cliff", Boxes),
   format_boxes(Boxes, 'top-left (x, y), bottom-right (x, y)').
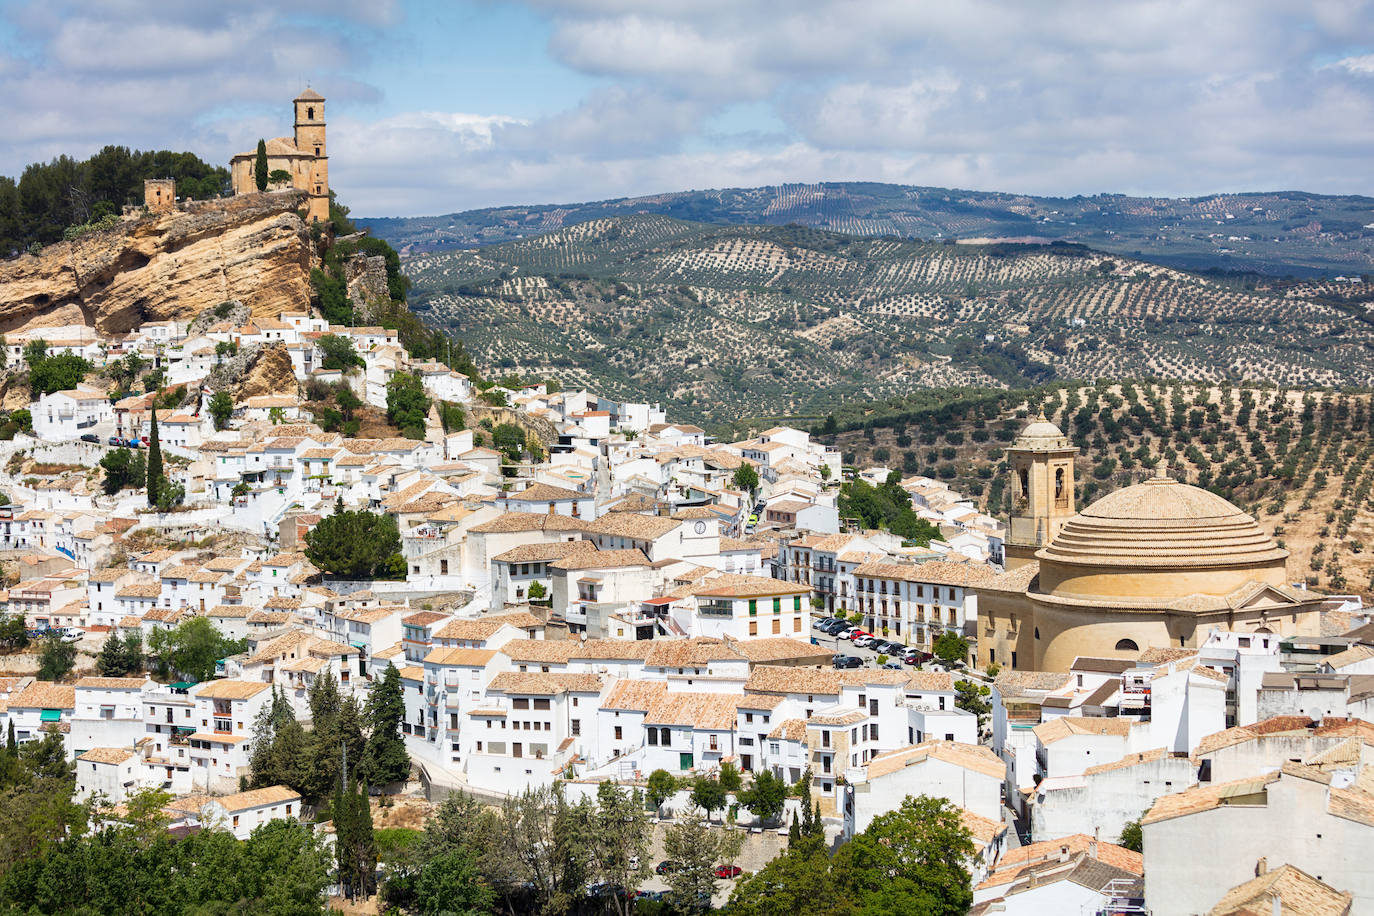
top-left (0, 190), bottom-right (313, 336)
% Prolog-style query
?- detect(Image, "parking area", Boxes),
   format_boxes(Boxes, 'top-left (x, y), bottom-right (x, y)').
top-left (809, 618), bottom-right (948, 670)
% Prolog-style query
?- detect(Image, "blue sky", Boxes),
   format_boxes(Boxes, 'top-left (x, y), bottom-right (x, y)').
top-left (2, 0), bottom-right (1374, 217)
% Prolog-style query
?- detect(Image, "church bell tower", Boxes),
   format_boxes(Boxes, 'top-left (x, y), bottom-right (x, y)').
top-left (293, 88), bottom-right (329, 223)
top-left (1004, 410), bottom-right (1079, 569)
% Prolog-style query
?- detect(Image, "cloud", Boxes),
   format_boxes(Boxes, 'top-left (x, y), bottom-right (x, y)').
top-left (5, 0), bottom-right (1374, 216)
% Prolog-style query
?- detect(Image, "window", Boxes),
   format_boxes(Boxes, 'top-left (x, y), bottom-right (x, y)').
top-left (869, 699), bottom-right (878, 716)
top-left (614, 726), bottom-right (622, 740)
top-left (307, 106), bottom-right (315, 120)
top-left (749, 621), bottom-right (757, 636)
top-left (513, 698), bottom-right (530, 710)
top-left (533, 698), bottom-right (551, 711)
top-left (772, 597), bottom-right (781, 614)
top-left (660, 728), bottom-right (671, 747)
top-left (822, 730), bottom-right (830, 748)
top-left (571, 719), bottom-right (581, 736)
top-left (793, 617), bottom-right (802, 632)
top-left (648, 729), bottom-right (658, 745)
top-left (870, 723), bottom-right (878, 741)
top-left (709, 734), bottom-right (718, 751)
top-left (748, 599), bottom-right (757, 616)
top-left (1115, 638), bottom-right (1139, 652)
top-left (772, 619), bottom-right (780, 634)
top-left (793, 596), bottom-right (802, 611)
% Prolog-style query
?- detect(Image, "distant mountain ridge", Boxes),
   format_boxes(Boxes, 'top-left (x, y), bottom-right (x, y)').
top-left (360, 182), bottom-right (1374, 277)
top-left (400, 214), bottom-right (1374, 425)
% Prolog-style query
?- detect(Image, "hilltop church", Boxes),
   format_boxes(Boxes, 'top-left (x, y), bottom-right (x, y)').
top-left (230, 89), bottom-right (330, 223)
top-left (976, 412), bottom-right (1327, 671)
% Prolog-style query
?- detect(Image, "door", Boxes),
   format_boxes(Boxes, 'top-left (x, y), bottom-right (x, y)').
top-left (741, 754), bottom-right (752, 772)
top-left (513, 743), bottom-right (522, 758)
top-left (679, 752), bottom-right (693, 770)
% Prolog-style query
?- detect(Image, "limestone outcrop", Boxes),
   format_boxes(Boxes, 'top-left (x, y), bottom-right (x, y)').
top-left (0, 191), bottom-right (313, 336)
top-left (204, 342), bottom-right (301, 401)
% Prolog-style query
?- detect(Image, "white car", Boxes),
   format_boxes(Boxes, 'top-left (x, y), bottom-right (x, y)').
top-left (58, 627), bottom-right (83, 642)
top-left (854, 635), bottom-right (877, 648)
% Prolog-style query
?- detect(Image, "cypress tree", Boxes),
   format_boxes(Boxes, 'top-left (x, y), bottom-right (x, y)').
top-left (96, 631), bottom-right (126, 676)
top-left (254, 139), bottom-right (269, 192)
top-left (146, 405), bottom-right (163, 507)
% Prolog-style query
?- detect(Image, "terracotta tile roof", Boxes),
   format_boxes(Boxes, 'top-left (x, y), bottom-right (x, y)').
top-left (552, 548), bottom-right (649, 571)
top-left (745, 665), bottom-right (843, 695)
top-left (9, 681), bottom-right (75, 709)
top-left (960, 807), bottom-right (1008, 846)
top-left (644, 638), bottom-right (742, 668)
top-left (645, 691), bottom-right (740, 730)
top-left (736, 692), bottom-right (787, 710)
top-left (397, 666), bottom-right (424, 682)
top-left (904, 671), bottom-right (958, 692)
top-left (865, 739), bottom-right (1006, 780)
top-left (433, 612), bottom-right (541, 641)
top-left (977, 834), bottom-right (1143, 890)
top-left (499, 639), bottom-right (581, 664)
top-left (1324, 644), bottom-right (1374, 670)
top-left (976, 560), bottom-right (1040, 594)
top-left (601, 680), bottom-right (666, 711)
top-left (193, 680), bottom-right (272, 700)
top-left (854, 559), bottom-right (1001, 587)
top-left (78, 747), bottom-right (137, 765)
top-left (402, 611), bottom-right (450, 627)
top-left (1083, 747), bottom-right (1170, 776)
top-left (487, 672), bottom-right (603, 696)
top-left (75, 677), bottom-right (148, 690)
top-left (728, 637), bottom-right (830, 664)
top-left (1033, 716), bottom-right (1136, 745)
top-left (584, 513), bottom-right (681, 540)
top-left (1206, 864), bottom-right (1352, 916)
top-left (424, 647), bottom-right (497, 667)
top-left (505, 482), bottom-right (586, 502)
top-left (809, 708), bottom-right (867, 726)
top-left (571, 639), bottom-right (659, 660)
top-left (691, 575), bottom-right (810, 598)
top-left (1138, 647), bottom-right (1200, 665)
top-left (1193, 715), bottom-right (1327, 757)
top-left (87, 567), bottom-right (132, 583)
top-left (211, 785), bottom-right (300, 813)
top-left (469, 512), bottom-right (591, 534)
top-left (492, 541), bottom-right (596, 564)
top-left (1141, 774), bottom-right (1276, 825)
top-left (116, 583), bottom-right (163, 598)
top-left (768, 718), bottom-right (807, 740)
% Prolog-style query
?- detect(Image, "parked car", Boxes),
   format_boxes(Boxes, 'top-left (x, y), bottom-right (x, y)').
top-left (832, 655), bottom-right (863, 669)
top-left (904, 649), bottom-right (933, 665)
top-left (79, 434), bottom-right (99, 444)
top-left (107, 436), bottom-right (121, 446)
top-left (835, 626), bottom-right (858, 639)
top-left (881, 659), bottom-right (904, 669)
top-left (58, 627), bottom-right (83, 643)
top-left (713, 865), bottom-right (743, 879)
top-left (880, 641), bottom-right (906, 655)
top-left (655, 860), bottom-right (680, 875)
top-left (854, 635), bottom-right (877, 648)
top-left (819, 620), bottom-right (848, 634)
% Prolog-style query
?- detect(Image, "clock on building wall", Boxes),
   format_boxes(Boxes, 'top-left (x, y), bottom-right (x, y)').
top-left (694, 521), bottom-right (707, 534)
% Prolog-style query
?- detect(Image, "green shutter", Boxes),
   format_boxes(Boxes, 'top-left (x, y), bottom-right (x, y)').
top-left (748, 599), bottom-right (757, 616)
top-left (773, 597), bottom-right (781, 614)
top-left (794, 596), bottom-right (802, 611)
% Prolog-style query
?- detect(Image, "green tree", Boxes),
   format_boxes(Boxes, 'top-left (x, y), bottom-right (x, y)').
top-left (0, 613), bottom-right (28, 651)
top-left (412, 847), bottom-right (495, 916)
top-left (526, 580), bottom-right (547, 601)
top-left (334, 778), bottom-right (378, 902)
top-left (646, 768), bottom-right (679, 812)
top-left (209, 390), bottom-right (233, 430)
top-left (317, 333), bottom-right (364, 372)
top-left (733, 463), bottom-right (760, 492)
top-left (96, 631), bottom-right (129, 676)
top-left (690, 776), bottom-right (727, 822)
top-left (145, 405), bottom-right (163, 507)
top-left (386, 371), bottom-right (430, 438)
top-left (37, 636), bottom-right (74, 680)
top-left (592, 782), bottom-right (652, 916)
top-left (98, 447), bottom-right (142, 494)
top-left (303, 499), bottom-right (403, 579)
top-left (267, 168), bottom-right (291, 185)
top-left (146, 616), bottom-right (246, 682)
top-left (662, 814), bottom-right (721, 912)
top-left (831, 795), bottom-right (974, 916)
top-left (1119, 812), bottom-right (1146, 853)
top-left (953, 679), bottom-right (991, 731)
top-left (933, 631), bottom-right (969, 666)
top-left (25, 342), bottom-right (91, 396)
top-left (8, 409), bottom-right (30, 434)
top-left (737, 769), bottom-right (787, 826)
top-left (335, 385), bottom-right (362, 419)
top-left (360, 664), bottom-right (410, 787)
top-left (718, 760), bottom-right (743, 792)
top-left (726, 838), bottom-right (852, 916)
top-left (254, 139), bottom-right (269, 191)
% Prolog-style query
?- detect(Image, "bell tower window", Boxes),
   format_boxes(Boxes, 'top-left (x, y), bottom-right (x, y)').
top-left (307, 107), bottom-right (315, 120)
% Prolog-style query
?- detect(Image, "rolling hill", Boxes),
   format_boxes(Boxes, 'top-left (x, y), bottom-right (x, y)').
top-left (817, 381), bottom-right (1374, 600)
top-left (402, 214), bottom-right (1374, 425)
top-left (361, 182), bottom-right (1374, 277)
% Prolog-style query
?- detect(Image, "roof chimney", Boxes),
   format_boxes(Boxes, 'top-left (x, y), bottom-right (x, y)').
top-left (1256, 856), bottom-right (1268, 877)
top-left (1059, 844), bottom-right (1070, 863)
top-left (1089, 828), bottom-right (1099, 860)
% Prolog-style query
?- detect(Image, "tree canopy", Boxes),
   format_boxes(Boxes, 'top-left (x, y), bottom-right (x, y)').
top-left (386, 371), bottom-right (431, 439)
top-left (146, 617), bottom-right (246, 682)
top-left (838, 472), bottom-right (944, 545)
top-left (303, 499), bottom-right (404, 580)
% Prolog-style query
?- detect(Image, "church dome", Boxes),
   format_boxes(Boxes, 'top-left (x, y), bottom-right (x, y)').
top-left (1038, 472), bottom-right (1285, 569)
top-left (1014, 412), bottom-right (1072, 449)
top-left (1034, 471), bottom-right (1288, 601)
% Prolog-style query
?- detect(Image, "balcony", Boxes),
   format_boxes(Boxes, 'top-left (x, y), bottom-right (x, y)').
top-left (698, 601), bottom-right (734, 618)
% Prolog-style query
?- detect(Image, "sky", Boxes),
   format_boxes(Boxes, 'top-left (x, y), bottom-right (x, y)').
top-left (2, 0), bottom-right (1374, 217)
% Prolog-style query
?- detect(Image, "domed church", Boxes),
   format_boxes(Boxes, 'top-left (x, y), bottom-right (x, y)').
top-left (977, 414), bottom-right (1326, 671)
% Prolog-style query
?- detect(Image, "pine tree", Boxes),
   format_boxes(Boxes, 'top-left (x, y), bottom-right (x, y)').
top-left (146, 405), bottom-right (163, 507)
top-left (359, 665), bottom-right (410, 788)
top-left (254, 139), bottom-right (269, 192)
top-left (96, 631), bottom-right (126, 676)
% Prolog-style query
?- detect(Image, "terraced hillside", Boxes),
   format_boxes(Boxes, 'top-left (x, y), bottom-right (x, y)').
top-left (405, 215), bottom-right (1374, 424)
top-left (363, 182), bottom-right (1374, 276)
top-left (819, 382), bottom-right (1374, 599)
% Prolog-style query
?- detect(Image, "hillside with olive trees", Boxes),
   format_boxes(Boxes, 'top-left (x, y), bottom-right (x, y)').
top-left (814, 381), bottom-right (1374, 599)
top-left (402, 214), bottom-right (1374, 425)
